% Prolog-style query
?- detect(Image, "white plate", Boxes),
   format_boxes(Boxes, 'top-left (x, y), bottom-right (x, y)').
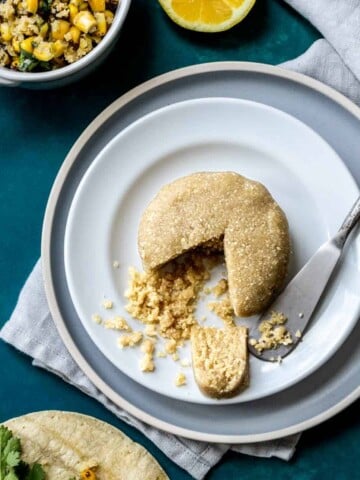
top-left (64, 97), bottom-right (360, 405)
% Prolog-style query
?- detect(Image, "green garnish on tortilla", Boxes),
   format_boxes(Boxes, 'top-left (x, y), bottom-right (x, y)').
top-left (0, 425), bottom-right (46, 480)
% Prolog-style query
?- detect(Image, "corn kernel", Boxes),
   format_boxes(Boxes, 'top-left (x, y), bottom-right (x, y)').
top-left (20, 36), bottom-right (35, 54)
top-left (79, 2), bottom-right (88, 10)
top-left (51, 20), bottom-right (70, 40)
top-left (12, 38), bottom-right (20, 53)
top-left (69, 4), bottom-right (78, 22)
top-left (33, 41), bottom-right (54, 61)
top-left (52, 39), bottom-right (66, 57)
top-left (70, 0), bottom-right (81, 5)
top-left (89, 0), bottom-right (105, 12)
top-left (73, 11), bottom-right (97, 33)
top-left (26, 0), bottom-right (38, 14)
top-left (94, 12), bottom-right (106, 36)
top-left (104, 9), bottom-right (114, 25)
top-left (39, 23), bottom-right (49, 38)
top-left (80, 469), bottom-right (97, 480)
top-left (68, 25), bottom-right (81, 43)
top-left (1, 23), bottom-right (12, 42)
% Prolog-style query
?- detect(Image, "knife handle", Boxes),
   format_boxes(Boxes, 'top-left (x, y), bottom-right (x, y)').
top-left (334, 196), bottom-right (360, 248)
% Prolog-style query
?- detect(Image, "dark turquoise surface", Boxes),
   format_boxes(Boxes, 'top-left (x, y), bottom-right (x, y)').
top-left (0, 1), bottom-right (359, 478)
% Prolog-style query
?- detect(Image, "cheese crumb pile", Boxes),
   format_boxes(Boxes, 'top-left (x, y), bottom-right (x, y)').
top-left (249, 311), bottom-right (293, 353)
top-left (96, 251), bottom-right (254, 384)
top-left (124, 253), bottom-right (220, 343)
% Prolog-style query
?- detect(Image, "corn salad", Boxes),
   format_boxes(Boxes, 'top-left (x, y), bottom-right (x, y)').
top-left (0, 0), bottom-right (118, 71)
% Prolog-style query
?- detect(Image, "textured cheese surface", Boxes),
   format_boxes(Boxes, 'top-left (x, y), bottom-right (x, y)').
top-left (138, 171), bottom-right (290, 316)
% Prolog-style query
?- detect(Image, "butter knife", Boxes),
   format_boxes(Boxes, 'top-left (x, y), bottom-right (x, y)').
top-left (248, 195), bottom-right (360, 361)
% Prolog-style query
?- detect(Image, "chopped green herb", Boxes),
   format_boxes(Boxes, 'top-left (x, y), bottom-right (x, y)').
top-left (38, 0), bottom-right (53, 17)
top-left (1, 425), bottom-right (21, 479)
top-left (18, 50), bottom-right (38, 72)
top-left (0, 425), bottom-right (46, 480)
top-left (18, 50), bottom-right (53, 73)
top-left (27, 464), bottom-right (46, 480)
top-left (38, 60), bottom-right (52, 71)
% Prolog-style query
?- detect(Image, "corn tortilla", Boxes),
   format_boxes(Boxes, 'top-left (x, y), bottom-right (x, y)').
top-left (3, 411), bottom-right (168, 480)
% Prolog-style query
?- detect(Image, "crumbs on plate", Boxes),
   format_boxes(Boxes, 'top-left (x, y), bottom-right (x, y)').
top-left (101, 298), bottom-right (113, 309)
top-left (174, 372), bottom-right (186, 387)
top-left (93, 251), bottom-right (247, 383)
top-left (249, 311), bottom-right (293, 354)
top-left (104, 316), bottom-right (130, 331)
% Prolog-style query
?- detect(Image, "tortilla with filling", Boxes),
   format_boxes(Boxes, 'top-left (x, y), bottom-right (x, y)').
top-left (3, 411), bottom-right (168, 480)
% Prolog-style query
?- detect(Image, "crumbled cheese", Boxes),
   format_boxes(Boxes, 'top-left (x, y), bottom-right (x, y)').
top-left (113, 260), bottom-right (120, 269)
top-left (295, 329), bottom-right (302, 338)
top-left (141, 339), bottom-right (155, 355)
top-left (117, 331), bottom-right (143, 348)
top-left (64, 36), bottom-right (92, 64)
top-left (102, 299), bottom-right (113, 310)
top-left (91, 314), bottom-right (102, 325)
top-left (125, 253), bottom-right (219, 342)
top-left (174, 372), bottom-right (186, 387)
top-left (208, 295), bottom-right (235, 327)
top-left (104, 316), bottom-right (130, 331)
top-left (165, 339), bottom-right (177, 354)
top-left (172, 352), bottom-right (179, 361)
top-left (212, 278), bottom-right (228, 297)
top-left (250, 311), bottom-right (293, 353)
top-left (298, 312), bottom-right (304, 318)
top-left (0, 47), bottom-right (9, 67)
top-left (180, 358), bottom-right (191, 367)
top-left (156, 350), bottom-right (167, 358)
top-left (144, 324), bottom-right (157, 337)
top-left (139, 353), bottom-right (155, 372)
top-left (51, 1), bottom-right (69, 18)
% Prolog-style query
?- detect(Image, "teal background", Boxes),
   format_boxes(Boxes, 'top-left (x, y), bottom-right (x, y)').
top-left (0, 0), bottom-right (359, 478)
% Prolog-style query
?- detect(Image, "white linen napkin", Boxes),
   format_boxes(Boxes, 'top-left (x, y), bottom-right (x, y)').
top-left (2, 1), bottom-right (360, 478)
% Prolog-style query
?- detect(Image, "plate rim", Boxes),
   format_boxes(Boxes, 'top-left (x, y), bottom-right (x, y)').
top-left (41, 61), bottom-right (360, 443)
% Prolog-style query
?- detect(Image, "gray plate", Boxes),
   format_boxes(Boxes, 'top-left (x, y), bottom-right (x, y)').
top-left (42, 62), bottom-right (360, 443)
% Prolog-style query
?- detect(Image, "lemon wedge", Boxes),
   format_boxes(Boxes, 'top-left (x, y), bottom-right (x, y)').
top-left (158, 0), bottom-right (256, 32)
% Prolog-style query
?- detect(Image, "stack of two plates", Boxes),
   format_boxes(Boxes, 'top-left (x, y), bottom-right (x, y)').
top-left (42, 63), bottom-right (360, 443)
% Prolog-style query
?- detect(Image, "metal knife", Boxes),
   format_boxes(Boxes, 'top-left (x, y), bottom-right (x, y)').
top-left (248, 195), bottom-right (360, 361)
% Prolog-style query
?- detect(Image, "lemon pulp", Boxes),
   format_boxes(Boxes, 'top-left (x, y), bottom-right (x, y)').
top-left (158, 0), bottom-right (256, 32)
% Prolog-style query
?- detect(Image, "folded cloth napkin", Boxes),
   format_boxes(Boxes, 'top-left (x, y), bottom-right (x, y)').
top-left (282, 0), bottom-right (360, 106)
top-left (2, 2), bottom-right (360, 478)
top-left (1, 261), bottom-right (300, 479)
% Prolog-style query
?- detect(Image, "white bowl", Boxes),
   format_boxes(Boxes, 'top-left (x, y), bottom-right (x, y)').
top-left (0, 0), bottom-right (131, 89)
